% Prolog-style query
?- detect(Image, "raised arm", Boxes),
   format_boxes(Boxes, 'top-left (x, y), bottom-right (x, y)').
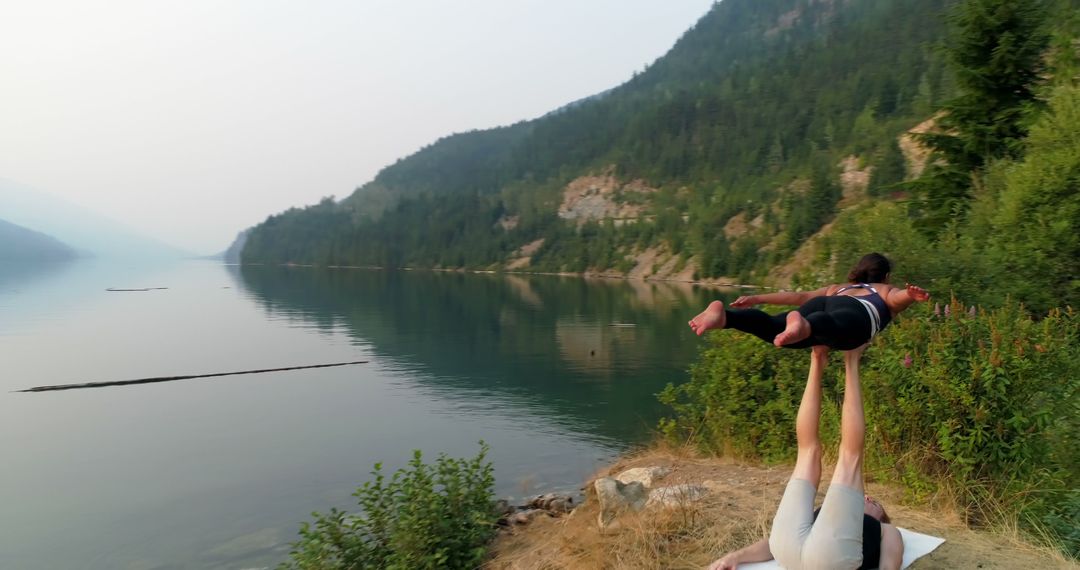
top-left (884, 283), bottom-right (930, 315)
top-left (731, 286), bottom-right (831, 308)
top-left (707, 537), bottom-right (773, 570)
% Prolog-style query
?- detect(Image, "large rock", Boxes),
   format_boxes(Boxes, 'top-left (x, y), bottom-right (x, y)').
top-left (525, 493), bottom-right (575, 513)
top-left (646, 484), bottom-right (710, 508)
top-left (594, 477), bottom-right (648, 528)
top-left (615, 466), bottom-right (671, 489)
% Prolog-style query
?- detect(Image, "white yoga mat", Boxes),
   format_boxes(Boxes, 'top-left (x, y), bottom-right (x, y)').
top-left (739, 528), bottom-right (946, 569)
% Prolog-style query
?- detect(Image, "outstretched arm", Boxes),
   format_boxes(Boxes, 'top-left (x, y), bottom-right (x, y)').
top-left (885, 283), bottom-right (930, 315)
top-left (731, 286), bottom-right (831, 308)
top-left (707, 538), bottom-right (773, 570)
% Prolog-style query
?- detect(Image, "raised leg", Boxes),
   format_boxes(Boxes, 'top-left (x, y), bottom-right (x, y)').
top-left (769, 346), bottom-right (831, 568)
top-left (790, 346), bottom-right (829, 487)
top-left (802, 345), bottom-right (870, 569)
top-left (830, 345), bottom-right (867, 491)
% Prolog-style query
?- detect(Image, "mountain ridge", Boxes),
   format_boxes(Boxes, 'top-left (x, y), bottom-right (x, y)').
top-left (0, 178), bottom-right (190, 260)
top-left (241, 0), bottom-right (952, 281)
top-left (0, 218), bottom-right (78, 262)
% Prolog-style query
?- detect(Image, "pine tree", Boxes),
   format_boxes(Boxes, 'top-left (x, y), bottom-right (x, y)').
top-left (911, 0), bottom-right (1050, 230)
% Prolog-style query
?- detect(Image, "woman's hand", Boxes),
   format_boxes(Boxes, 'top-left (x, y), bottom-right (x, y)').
top-left (905, 283), bottom-right (930, 302)
top-left (707, 553), bottom-right (740, 570)
top-left (730, 295), bottom-right (759, 307)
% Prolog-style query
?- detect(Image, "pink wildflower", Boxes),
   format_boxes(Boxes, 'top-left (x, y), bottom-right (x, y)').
top-left (903, 353), bottom-right (913, 368)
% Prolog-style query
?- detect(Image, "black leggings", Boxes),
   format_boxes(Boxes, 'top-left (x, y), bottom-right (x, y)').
top-left (726, 295), bottom-right (873, 350)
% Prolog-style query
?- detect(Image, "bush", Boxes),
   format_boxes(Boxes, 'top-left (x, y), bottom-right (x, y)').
top-left (660, 301), bottom-right (1079, 556)
top-left (281, 443), bottom-right (497, 570)
top-left (658, 316), bottom-right (841, 460)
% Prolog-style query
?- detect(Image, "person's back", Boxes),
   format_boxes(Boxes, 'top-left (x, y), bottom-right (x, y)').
top-left (689, 253), bottom-right (929, 349)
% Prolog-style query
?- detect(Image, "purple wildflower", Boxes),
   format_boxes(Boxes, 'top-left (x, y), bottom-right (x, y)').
top-left (933, 302), bottom-right (941, 317)
top-left (944, 304), bottom-right (951, 317)
top-left (903, 353), bottom-right (913, 368)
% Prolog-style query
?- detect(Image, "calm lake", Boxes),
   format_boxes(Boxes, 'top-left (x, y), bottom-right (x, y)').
top-left (0, 259), bottom-right (730, 569)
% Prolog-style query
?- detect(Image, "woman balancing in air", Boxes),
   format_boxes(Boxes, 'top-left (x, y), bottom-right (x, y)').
top-left (688, 253), bottom-right (929, 350)
top-left (708, 346), bottom-right (904, 569)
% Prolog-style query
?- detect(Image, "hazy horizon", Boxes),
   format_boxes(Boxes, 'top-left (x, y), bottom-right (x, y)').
top-left (0, 0), bottom-right (715, 255)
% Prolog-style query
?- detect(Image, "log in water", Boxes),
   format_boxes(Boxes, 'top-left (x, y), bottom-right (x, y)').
top-left (15, 360), bottom-right (370, 393)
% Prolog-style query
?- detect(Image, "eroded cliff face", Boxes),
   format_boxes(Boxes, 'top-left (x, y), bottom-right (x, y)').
top-left (557, 169), bottom-right (657, 226)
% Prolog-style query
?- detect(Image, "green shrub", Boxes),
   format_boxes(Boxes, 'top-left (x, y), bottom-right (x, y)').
top-left (658, 314), bottom-right (841, 461)
top-left (660, 301), bottom-right (1079, 556)
top-left (281, 443), bottom-right (497, 570)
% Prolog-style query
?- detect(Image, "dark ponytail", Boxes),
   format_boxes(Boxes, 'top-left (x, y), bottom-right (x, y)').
top-left (847, 253), bottom-right (891, 283)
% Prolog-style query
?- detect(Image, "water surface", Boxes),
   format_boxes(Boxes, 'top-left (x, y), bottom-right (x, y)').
top-left (0, 260), bottom-right (729, 569)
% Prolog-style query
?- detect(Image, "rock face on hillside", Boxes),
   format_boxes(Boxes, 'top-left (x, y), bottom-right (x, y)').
top-left (558, 169), bottom-right (657, 226)
top-left (899, 117), bottom-right (940, 179)
top-left (0, 218), bottom-right (78, 261)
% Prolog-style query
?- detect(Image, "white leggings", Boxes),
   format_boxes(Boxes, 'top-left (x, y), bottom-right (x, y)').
top-left (768, 478), bottom-right (865, 570)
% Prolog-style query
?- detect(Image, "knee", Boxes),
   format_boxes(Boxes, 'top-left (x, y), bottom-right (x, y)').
top-left (768, 532), bottom-right (799, 570)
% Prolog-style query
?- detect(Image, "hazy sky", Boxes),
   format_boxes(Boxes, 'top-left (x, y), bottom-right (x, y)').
top-left (1, 0), bottom-right (715, 254)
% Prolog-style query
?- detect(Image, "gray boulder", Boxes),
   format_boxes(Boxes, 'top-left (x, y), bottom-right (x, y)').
top-left (594, 477), bottom-right (648, 528)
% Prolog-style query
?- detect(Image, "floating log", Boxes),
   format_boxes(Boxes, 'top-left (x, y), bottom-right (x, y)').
top-left (106, 287), bottom-right (169, 292)
top-left (15, 360), bottom-right (369, 393)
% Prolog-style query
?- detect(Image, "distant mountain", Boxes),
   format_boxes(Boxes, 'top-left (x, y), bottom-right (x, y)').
top-left (0, 178), bottom-right (189, 260)
top-left (222, 228), bottom-right (251, 263)
top-left (0, 218), bottom-right (78, 261)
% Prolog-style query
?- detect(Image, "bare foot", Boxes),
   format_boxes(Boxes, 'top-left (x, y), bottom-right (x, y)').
top-left (774, 311), bottom-right (811, 347)
top-left (689, 301), bottom-right (726, 336)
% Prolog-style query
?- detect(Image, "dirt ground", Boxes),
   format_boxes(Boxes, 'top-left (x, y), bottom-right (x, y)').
top-left (487, 449), bottom-right (1078, 570)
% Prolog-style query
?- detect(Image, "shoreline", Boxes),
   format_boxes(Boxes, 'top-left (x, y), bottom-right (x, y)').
top-left (234, 261), bottom-right (774, 291)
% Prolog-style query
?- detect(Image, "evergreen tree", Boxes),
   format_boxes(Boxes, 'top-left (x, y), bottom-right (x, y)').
top-left (868, 139), bottom-right (908, 197)
top-left (911, 0), bottom-right (1050, 229)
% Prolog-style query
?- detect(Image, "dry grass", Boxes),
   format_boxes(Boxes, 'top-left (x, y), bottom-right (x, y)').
top-left (486, 445), bottom-right (1079, 570)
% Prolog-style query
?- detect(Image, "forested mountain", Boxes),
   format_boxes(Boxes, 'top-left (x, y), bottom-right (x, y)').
top-left (243, 0), bottom-right (1080, 309)
top-left (0, 218), bottom-right (78, 261)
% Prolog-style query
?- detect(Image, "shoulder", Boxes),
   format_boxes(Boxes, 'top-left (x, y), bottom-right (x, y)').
top-left (880, 522), bottom-right (903, 547)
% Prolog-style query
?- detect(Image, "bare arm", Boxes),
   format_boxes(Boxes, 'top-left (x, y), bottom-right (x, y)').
top-left (878, 523), bottom-right (904, 570)
top-left (885, 283), bottom-right (930, 315)
top-left (707, 538), bottom-right (773, 570)
top-left (731, 286), bottom-right (831, 308)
